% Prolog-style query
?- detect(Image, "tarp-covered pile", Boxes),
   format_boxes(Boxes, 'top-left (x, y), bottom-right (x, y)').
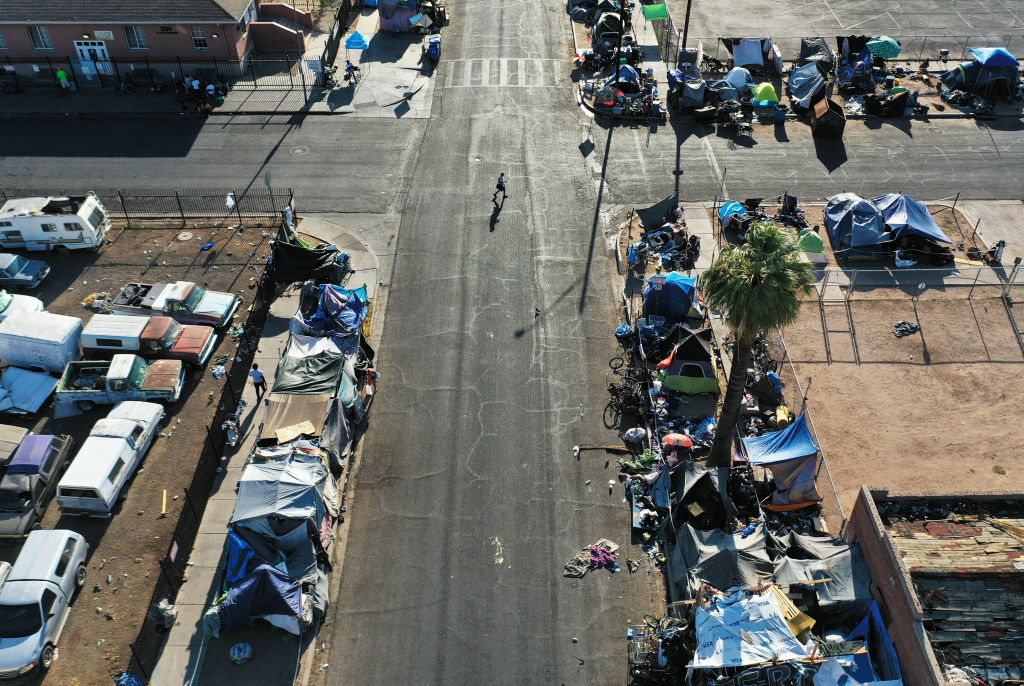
top-left (824, 193), bottom-right (888, 258)
top-left (741, 414), bottom-right (822, 509)
top-left (272, 213), bottom-right (349, 284)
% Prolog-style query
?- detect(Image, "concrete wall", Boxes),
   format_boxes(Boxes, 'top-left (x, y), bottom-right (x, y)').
top-left (843, 487), bottom-right (945, 686)
top-left (248, 22), bottom-right (305, 53)
top-left (257, 4), bottom-right (314, 29)
top-left (0, 22), bottom-right (249, 61)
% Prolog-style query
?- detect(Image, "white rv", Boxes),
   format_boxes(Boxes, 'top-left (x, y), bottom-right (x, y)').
top-left (0, 193), bottom-right (109, 253)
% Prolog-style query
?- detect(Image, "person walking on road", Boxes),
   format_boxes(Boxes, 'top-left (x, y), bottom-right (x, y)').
top-left (493, 172), bottom-right (508, 204)
top-left (249, 363), bottom-right (268, 402)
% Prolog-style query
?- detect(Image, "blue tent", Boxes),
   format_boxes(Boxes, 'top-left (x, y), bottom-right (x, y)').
top-left (824, 193), bottom-right (889, 257)
top-left (642, 273), bottom-right (697, 324)
top-left (787, 61), bottom-right (826, 110)
top-left (605, 64), bottom-right (642, 95)
top-left (969, 47), bottom-right (1018, 67)
top-left (718, 201), bottom-right (747, 223)
top-left (217, 564), bottom-right (303, 634)
top-left (345, 31), bottom-right (370, 50)
top-left (741, 414), bottom-right (822, 508)
top-left (874, 193), bottom-right (953, 244)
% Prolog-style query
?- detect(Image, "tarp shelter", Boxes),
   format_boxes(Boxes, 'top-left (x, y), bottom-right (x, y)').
top-left (305, 285), bottom-right (368, 338)
top-left (773, 544), bottom-right (873, 624)
top-left (214, 564), bottom-right (304, 635)
top-left (669, 461), bottom-right (734, 530)
top-left (788, 61), bottom-right (826, 109)
top-left (723, 66), bottom-right (753, 91)
top-left (941, 48), bottom-right (1020, 96)
top-left (635, 194), bottom-right (679, 231)
top-left (705, 79), bottom-right (739, 102)
top-left (690, 588), bottom-right (809, 668)
top-left (593, 11), bottom-right (624, 40)
top-left (864, 89), bottom-right (909, 117)
top-left (666, 522), bottom-right (774, 601)
top-left (836, 35), bottom-right (871, 62)
top-left (796, 228), bottom-right (825, 253)
top-left (751, 82), bottom-right (778, 102)
top-left (378, 0), bottom-right (417, 31)
top-left (345, 31), bottom-right (369, 49)
top-left (718, 201), bottom-right (749, 233)
top-left (679, 80), bottom-right (706, 108)
top-left (272, 223), bottom-right (345, 284)
top-left (873, 194), bottom-right (953, 244)
top-left (642, 273), bottom-right (699, 325)
top-left (260, 393), bottom-right (333, 442)
top-left (798, 37), bottom-right (836, 74)
top-left (271, 334), bottom-right (348, 395)
top-left (722, 37), bottom-right (769, 68)
top-left (605, 64), bottom-right (641, 95)
top-left (824, 193), bottom-right (888, 258)
top-left (658, 327), bottom-right (720, 394)
top-left (843, 603), bottom-right (904, 686)
top-left (741, 414), bottom-right (822, 509)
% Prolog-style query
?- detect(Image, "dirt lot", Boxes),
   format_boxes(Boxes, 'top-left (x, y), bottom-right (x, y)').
top-left (773, 293), bottom-right (1023, 519)
top-left (0, 226), bottom-right (271, 686)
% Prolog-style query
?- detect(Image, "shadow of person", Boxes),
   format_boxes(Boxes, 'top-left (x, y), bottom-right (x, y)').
top-left (490, 198), bottom-right (504, 232)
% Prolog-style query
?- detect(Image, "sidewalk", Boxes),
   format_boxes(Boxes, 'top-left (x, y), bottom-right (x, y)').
top-left (958, 200), bottom-right (1024, 267)
top-left (148, 224), bottom-right (380, 686)
top-left (0, 11), bottom-right (435, 119)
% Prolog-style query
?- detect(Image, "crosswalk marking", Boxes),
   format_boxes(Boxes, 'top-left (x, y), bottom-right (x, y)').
top-left (441, 58), bottom-right (563, 88)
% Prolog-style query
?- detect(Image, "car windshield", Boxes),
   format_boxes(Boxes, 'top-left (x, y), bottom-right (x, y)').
top-left (0, 488), bottom-right (31, 511)
top-left (128, 356), bottom-right (150, 388)
top-left (0, 291), bottom-right (11, 311)
top-left (183, 285), bottom-right (206, 312)
top-left (159, 320), bottom-right (184, 349)
top-left (0, 603), bottom-right (42, 638)
top-left (7, 256), bottom-right (28, 274)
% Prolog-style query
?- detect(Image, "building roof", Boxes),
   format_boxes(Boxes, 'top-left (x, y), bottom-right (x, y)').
top-left (879, 498), bottom-right (1024, 671)
top-left (0, 0), bottom-right (251, 24)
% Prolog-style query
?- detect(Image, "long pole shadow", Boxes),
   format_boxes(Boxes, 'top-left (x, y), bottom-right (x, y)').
top-left (578, 125), bottom-right (614, 314)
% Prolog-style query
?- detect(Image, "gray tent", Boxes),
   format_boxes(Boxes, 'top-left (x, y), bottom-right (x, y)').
top-left (680, 80), bottom-right (707, 109)
top-left (665, 522), bottom-right (773, 601)
top-left (272, 334), bottom-right (350, 395)
top-left (787, 61), bottom-right (826, 110)
top-left (774, 543), bottom-right (873, 624)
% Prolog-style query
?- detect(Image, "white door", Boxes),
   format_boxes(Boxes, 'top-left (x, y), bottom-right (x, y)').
top-left (74, 41), bottom-right (113, 75)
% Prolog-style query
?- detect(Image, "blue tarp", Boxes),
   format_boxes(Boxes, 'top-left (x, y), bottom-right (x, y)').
top-left (345, 31), bottom-right (369, 49)
top-left (308, 285), bottom-right (368, 336)
top-left (787, 61), bottom-right (826, 109)
top-left (718, 201), bottom-right (747, 223)
top-left (217, 564), bottom-right (303, 634)
top-left (741, 414), bottom-right (819, 465)
top-left (605, 64), bottom-right (641, 90)
top-left (969, 47), bottom-right (1018, 66)
top-left (874, 193), bottom-right (953, 244)
top-left (825, 193), bottom-right (889, 256)
top-left (642, 273), bottom-right (697, 324)
top-left (844, 602), bottom-right (904, 685)
top-left (226, 529), bottom-right (256, 584)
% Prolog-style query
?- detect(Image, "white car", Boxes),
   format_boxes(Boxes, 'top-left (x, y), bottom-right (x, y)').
top-left (0, 291), bottom-right (43, 323)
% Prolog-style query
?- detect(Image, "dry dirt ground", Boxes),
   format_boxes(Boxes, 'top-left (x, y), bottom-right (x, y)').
top-left (0, 226), bottom-right (271, 686)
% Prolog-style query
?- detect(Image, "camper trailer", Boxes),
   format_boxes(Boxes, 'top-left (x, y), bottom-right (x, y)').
top-left (0, 194), bottom-right (109, 253)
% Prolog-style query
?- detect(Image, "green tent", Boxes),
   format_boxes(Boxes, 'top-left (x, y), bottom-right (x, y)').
top-left (752, 82), bottom-right (778, 102)
top-left (642, 3), bottom-right (669, 20)
top-left (796, 229), bottom-right (824, 253)
top-left (658, 328), bottom-right (721, 395)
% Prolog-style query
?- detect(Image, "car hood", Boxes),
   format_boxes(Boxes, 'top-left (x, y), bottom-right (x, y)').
top-left (20, 261), bottom-right (49, 279)
top-left (0, 632), bottom-right (43, 671)
top-left (0, 508), bottom-right (33, 537)
top-left (171, 325), bottom-right (214, 356)
top-left (194, 291), bottom-right (238, 318)
top-left (140, 360), bottom-right (183, 392)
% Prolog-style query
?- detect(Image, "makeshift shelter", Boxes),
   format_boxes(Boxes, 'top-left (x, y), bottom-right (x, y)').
top-left (378, 0), bottom-right (417, 31)
top-left (666, 522), bottom-right (774, 601)
top-left (635, 194), bottom-right (680, 231)
top-left (836, 35), bottom-right (871, 62)
top-left (873, 194), bottom-right (953, 244)
top-left (811, 97), bottom-right (846, 137)
top-left (207, 564), bottom-right (308, 637)
top-left (941, 48), bottom-right (1020, 97)
top-left (605, 64), bottom-right (642, 95)
top-left (260, 393), bottom-right (333, 443)
top-left (773, 544), bottom-right (873, 624)
top-left (592, 11), bottom-right (624, 41)
top-left (676, 80), bottom-right (706, 109)
top-left (723, 66), bottom-right (753, 91)
top-left (704, 79), bottom-right (739, 103)
top-left (751, 82), bottom-right (778, 102)
top-left (690, 588), bottom-right (809, 668)
top-left (657, 327), bottom-right (720, 394)
top-left (741, 414), bottom-right (822, 509)
top-left (788, 61), bottom-right (826, 110)
top-left (294, 284), bottom-right (368, 339)
top-left (721, 37), bottom-right (771, 69)
top-left (271, 334), bottom-right (349, 395)
top-left (842, 603), bottom-right (904, 686)
top-left (864, 89), bottom-right (909, 117)
top-left (642, 273), bottom-right (701, 325)
top-left (272, 221), bottom-right (347, 284)
top-left (824, 193), bottom-right (888, 258)
top-left (798, 37), bottom-right (836, 74)
top-left (669, 461), bottom-right (734, 530)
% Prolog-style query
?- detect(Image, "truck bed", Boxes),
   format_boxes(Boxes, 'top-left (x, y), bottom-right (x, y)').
top-left (113, 283), bottom-right (154, 307)
top-left (58, 362), bottom-right (112, 392)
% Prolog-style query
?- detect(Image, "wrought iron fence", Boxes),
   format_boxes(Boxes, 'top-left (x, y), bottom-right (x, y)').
top-left (122, 273), bottom-right (275, 683)
top-left (0, 187), bottom-right (292, 227)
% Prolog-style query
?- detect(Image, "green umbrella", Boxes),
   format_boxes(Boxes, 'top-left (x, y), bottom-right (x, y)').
top-left (866, 36), bottom-right (901, 59)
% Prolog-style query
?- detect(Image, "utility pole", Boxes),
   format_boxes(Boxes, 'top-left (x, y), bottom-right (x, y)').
top-left (615, 1), bottom-right (628, 89)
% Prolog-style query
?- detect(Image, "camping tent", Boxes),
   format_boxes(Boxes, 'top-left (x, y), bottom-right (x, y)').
top-left (718, 201), bottom-right (749, 233)
top-left (666, 522), bottom-right (774, 601)
top-left (751, 82), bottom-right (778, 102)
top-left (605, 64), bottom-right (641, 95)
top-left (642, 273), bottom-right (700, 325)
top-left (724, 66), bottom-right (753, 91)
top-left (669, 461), bottom-right (734, 530)
top-left (796, 229), bottom-right (825, 253)
top-left (592, 11), bottom-right (624, 41)
top-left (788, 62), bottom-right (826, 110)
top-left (941, 48), bottom-right (1020, 96)
top-left (824, 193), bottom-right (889, 258)
top-left (873, 194), bottom-right (953, 244)
top-left (691, 588), bottom-right (809, 668)
top-left (210, 564), bottom-right (307, 636)
top-left (658, 327), bottom-right (720, 394)
top-left (741, 414), bottom-right (822, 509)
top-left (798, 37), bottom-right (836, 74)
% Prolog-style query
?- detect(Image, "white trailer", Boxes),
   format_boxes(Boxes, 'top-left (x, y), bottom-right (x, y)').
top-left (0, 193), bottom-right (109, 253)
top-left (0, 311), bottom-right (83, 374)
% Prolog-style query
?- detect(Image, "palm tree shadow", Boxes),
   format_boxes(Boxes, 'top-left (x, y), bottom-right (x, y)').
top-left (489, 198), bottom-right (504, 232)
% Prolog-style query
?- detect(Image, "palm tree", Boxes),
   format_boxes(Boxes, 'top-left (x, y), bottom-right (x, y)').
top-left (698, 221), bottom-right (815, 467)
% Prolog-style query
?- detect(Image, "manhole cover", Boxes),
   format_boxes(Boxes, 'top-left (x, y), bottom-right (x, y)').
top-left (291, 146), bottom-right (309, 155)
top-left (177, 231), bottom-right (193, 241)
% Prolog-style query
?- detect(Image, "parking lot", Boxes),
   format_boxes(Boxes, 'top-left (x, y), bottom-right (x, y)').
top-left (0, 225), bottom-right (271, 685)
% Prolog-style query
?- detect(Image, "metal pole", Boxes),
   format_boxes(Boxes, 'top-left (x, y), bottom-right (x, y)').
top-left (233, 188), bottom-right (243, 225)
top-left (183, 486), bottom-right (200, 519)
top-left (951, 191), bottom-right (959, 213)
top-left (680, 0), bottom-right (693, 53)
top-left (159, 557), bottom-right (176, 589)
top-left (292, 0), bottom-right (308, 100)
top-left (118, 191), bottom-right (129, 223)
top-left (967, 267), bottom-right (982, 300)
top-left (174, 190), bottom-right (185, 227)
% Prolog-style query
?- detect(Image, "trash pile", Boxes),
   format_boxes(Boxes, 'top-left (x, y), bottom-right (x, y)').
top-left (892, 320), bottom-right (921, 338)
top-left (626, 198), bottom-right (699, 273)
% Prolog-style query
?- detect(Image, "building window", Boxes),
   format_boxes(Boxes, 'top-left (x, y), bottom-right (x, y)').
top-left (124, 25), bottom-right (148, 49)
top-left (27, 26), bottom-right (53, 50)
top-left (41, 223), bottom-right (59, 233)
top-left (0, 28), bottom-right (7, 50)
top-left (190, 26), bottom-right (209, 50)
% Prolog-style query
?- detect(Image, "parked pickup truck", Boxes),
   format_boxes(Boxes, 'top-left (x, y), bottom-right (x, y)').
top-left (0, 435), bottom-right (74, 538)
top-left (99, 281), bottom-right (240, 328)
top-left (54, 354), bottom-right (185, 416)
top-left (83, 314), bottom-right (217, 366)
top-left (0, 529), bottom-right (88, 678)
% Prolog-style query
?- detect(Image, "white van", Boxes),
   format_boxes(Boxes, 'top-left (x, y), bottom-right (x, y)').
top-left (56, 401), bottom-right (163, 517)
top-left (0, 311), bottom-right (83, 374)
top-left (0, 194), bottom-right (109, 253)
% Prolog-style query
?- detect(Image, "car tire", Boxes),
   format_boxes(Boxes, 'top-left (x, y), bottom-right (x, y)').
top-left (40, 644), bottom-right (55, 671)
top-left (76, 563), bottom-right (87, 588)
top-left (76, 400), bottom-right (96, 412)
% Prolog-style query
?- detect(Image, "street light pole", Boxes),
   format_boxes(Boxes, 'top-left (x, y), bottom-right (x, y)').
top-left (681, 0), bottom-right (693, 55)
